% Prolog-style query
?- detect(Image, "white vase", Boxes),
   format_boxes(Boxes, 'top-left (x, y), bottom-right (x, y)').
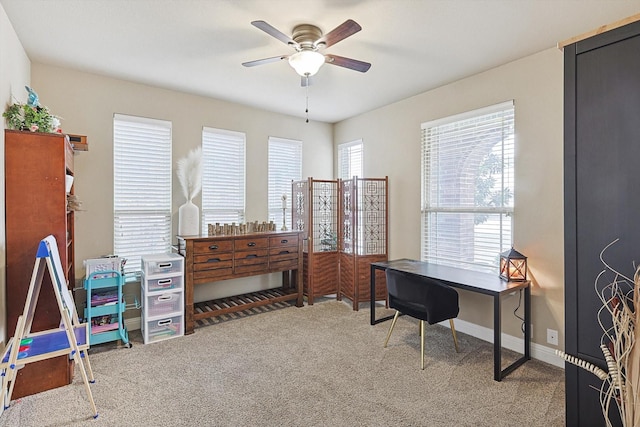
top-left (178, 199), bottom-right (199, 236)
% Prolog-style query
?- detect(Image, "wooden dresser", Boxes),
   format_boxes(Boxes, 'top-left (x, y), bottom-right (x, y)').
top-left (177, 231), bottom-right (304, 334)
top-left (4, 130), bottom-right (76, 397)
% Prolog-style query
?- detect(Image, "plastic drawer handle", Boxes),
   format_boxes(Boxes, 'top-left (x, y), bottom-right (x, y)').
top-left (207, 258), bottom-right (221, 263)
top-left (281, 239), bottom-right (288, 244)
top-left (279, 250), bottom-right (290, 255)
top-left (209, 245), bottom-right (218, 250)
top-left (158, 263), bottom-right (172, 269)
top-left (157, 279), bottom-right (172, 286)
top-left (157, 319), bottom-right (172, 327)
top-left (158, 295), bottom-right (173, 302)
top-left (247, 242), bottom-right (256, 247)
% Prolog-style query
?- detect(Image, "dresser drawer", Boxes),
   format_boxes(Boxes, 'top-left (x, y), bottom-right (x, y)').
top-left (193, 239), bottom-right (233, 254)
top-left (194, 268), bottom-right (233, 281)
top-left (234, 237), bottom-right (268, 250)
top-left (270, 258), bottom-right (299, 271)
top-left (194, 252), bottom-right (233, 270)
top-left (234, 249), bottom-right (269, 266)
top-left (269, 234), bottom-right (299, 249)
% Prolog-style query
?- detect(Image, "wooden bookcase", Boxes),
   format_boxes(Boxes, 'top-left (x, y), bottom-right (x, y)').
top-left (4, 130), bottom-right (76, 398)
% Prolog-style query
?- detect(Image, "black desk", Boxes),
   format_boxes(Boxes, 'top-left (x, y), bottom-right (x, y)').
top-left (370, 259), bottom-right (531, 381)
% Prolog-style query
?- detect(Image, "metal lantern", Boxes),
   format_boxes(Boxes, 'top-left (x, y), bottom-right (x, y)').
top-left (499, 247), bottom-right (528, 281)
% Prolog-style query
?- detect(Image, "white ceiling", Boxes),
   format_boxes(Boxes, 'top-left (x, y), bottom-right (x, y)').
top-left (2, 0), bottom-right (639, 123)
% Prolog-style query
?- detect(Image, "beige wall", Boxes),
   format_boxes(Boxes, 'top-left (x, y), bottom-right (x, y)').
top-left (31, 63), bottom-right (333, 302)
top-left (334, 48), bottom-right (565, 350)
top-left (0, 10), bottom-right (565, 351)
top-left (0, 3), bottom-right (31, 343)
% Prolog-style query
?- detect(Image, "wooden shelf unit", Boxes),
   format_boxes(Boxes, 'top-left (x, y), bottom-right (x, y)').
top-left (4, 130), bottom-right (76, 398)
top-left (177, 231), bottom-right (304, 334)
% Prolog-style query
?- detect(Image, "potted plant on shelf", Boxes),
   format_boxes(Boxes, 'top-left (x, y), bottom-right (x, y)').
top-left (3, 86), bottom-right (61, 133)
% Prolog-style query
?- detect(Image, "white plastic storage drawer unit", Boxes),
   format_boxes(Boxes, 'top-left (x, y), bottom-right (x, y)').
top-left (142, 255), bottom-right (183, 276)
top-left (141, 254), bottom-right (185, 344)
top-left (142, 315), bottom-right (184, 344)
top-left (142, 288), bottom-right (183, 318)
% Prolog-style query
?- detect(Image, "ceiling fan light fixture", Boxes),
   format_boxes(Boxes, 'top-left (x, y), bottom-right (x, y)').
top-left (288, 50), bottom-right (325, 76)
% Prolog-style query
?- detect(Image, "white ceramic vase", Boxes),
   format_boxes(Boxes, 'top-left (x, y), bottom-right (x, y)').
top-left (178, 199), bottom-right (199, 236)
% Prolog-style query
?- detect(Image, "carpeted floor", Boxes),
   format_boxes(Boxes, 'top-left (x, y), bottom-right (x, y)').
top-left (0, 300), bottom-right (565, 426)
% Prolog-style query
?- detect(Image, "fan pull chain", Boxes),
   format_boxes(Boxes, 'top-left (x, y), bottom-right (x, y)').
top-left (305, 75), bottom-right (310, 123)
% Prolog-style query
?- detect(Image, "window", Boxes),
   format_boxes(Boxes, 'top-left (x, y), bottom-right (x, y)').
top-left (268, 137), bottom-right (302, 230)
top-left (113, 114), bottom-right (172, 275)
top-left (201, 127), bottom-right (246, 234)
top-left (421, 101), bottom-right (515, 272)
top-left (338, 139), bottom-right (363, 180)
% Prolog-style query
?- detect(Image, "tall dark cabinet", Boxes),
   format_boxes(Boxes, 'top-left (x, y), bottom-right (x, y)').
top-left (4, 130), bottom-right (76, 397)
top-left (564, 20), bottom-right (640, 427)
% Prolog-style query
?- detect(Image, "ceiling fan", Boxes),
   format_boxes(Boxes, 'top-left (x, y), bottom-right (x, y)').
top-left (242, 19), bottom-right (371, 85)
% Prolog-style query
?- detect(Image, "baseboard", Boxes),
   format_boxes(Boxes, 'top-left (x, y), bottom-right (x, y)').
top-left (440, 318), bottom-right (565, 369)
top-left (125, 316), bottom-right (141, 332)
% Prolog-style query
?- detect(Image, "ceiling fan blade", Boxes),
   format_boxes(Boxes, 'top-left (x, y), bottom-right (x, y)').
top-left (316, 19), bottom-right (362, 48)
top-left (242, 55), bottom-right (288, 67)
top-left (251, 20), bottom-right (299, 48)
top-left (325, 54), bottom-right (371, 73)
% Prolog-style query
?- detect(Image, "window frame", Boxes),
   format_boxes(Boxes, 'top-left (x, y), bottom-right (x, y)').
top-left (338, 139), bottom-right (364, 180)
top-left (420, 100), bottom-right (515, 272)
top-left (201, 127), bottom-right (246, 234)
top-left (268, 136), bottom-right (302, 230)
top-left (113, 113), bottom-right (173, 276)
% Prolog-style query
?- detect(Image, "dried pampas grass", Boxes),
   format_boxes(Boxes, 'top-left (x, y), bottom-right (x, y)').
top-left (176, 147), bottom-right (202, 202)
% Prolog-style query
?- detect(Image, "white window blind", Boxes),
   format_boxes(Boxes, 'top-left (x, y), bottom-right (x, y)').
top-left (113, 114), bottom-right (172, 276)
top-left (421, 101), bottom-right (515, 272)
top-left (201, 127), bottom-right (246, 234)
top-left (338, 139), bottom-right (363, 180)
top-left (268, 137), bottom-right (302, 229)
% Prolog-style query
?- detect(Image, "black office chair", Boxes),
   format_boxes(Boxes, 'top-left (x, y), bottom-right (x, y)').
top-left (383, 268), bottom-right (460, 369)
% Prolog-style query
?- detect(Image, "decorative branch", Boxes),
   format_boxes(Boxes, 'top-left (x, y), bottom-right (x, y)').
top-left (558, 239), bottom-right (638, 426)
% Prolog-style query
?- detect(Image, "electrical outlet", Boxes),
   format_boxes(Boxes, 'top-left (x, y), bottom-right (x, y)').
top-left (547, 328), bottom-right (558, 346)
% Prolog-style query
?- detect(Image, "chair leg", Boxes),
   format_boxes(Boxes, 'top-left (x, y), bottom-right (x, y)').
top-left (420, 320), bottom-right (425, 370)
top-left (449, 319), bottom-right (459, 353)
top-left (383, 311), bottom-right (401, 348)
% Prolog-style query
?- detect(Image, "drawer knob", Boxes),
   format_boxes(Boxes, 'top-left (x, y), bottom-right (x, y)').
top-left (209, 245), bottom-right (219, 250)
top-left (279, 250), bottom-right (290, 255)
top-left (247, 242), bottom-right (256, 247)
top-left (207, 258), bottom-right (221, 263)
top-left (246, 254), bottom-right (258, 258)
top-left (281, 239), bottom-right (288, 244)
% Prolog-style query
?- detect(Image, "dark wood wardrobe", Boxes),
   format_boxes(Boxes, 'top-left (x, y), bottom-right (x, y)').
top-left (564, 20), bottom-right (640, 427)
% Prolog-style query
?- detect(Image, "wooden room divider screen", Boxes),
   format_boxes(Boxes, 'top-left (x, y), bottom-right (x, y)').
top-left (292, 177), bottom-right (388, 309)
top-left (292, 178), bottom-right (340, 305)
top-left (339, 177), bottom-right (388, 310)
